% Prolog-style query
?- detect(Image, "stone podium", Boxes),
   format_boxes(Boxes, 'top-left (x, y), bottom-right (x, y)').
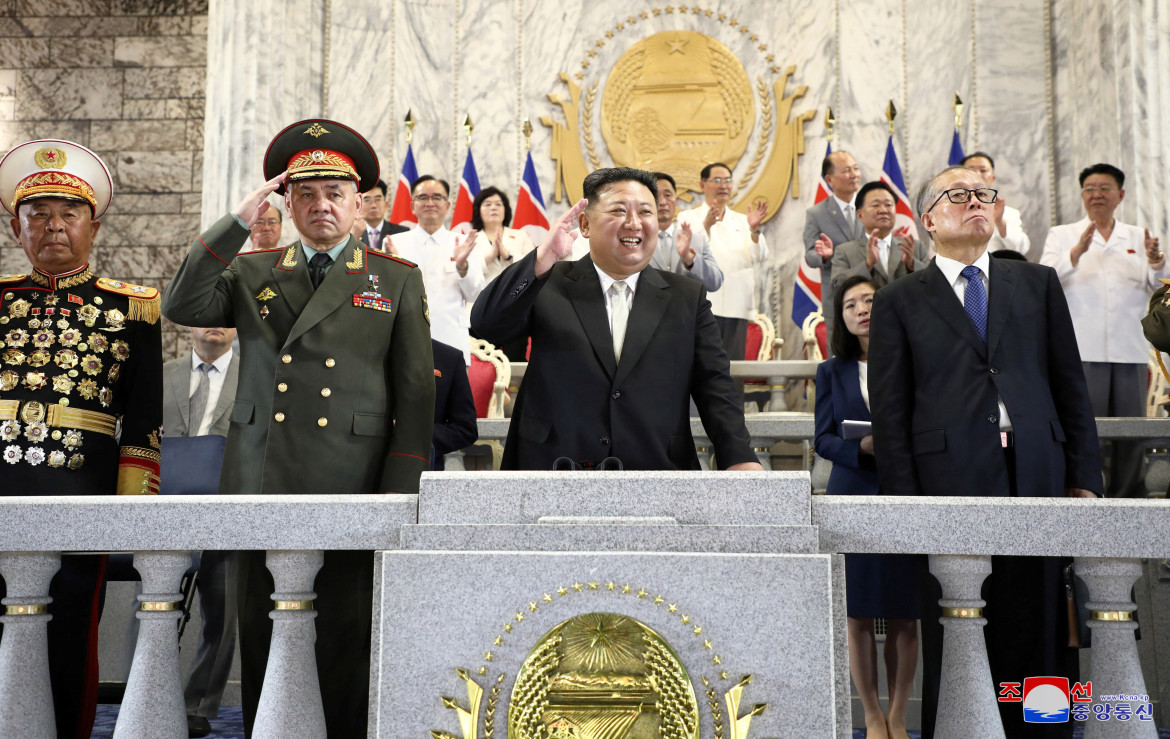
top-left (370, 471), bottom-right (850, 738)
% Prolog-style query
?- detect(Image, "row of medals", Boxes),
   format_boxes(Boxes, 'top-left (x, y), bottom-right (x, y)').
top-left (0, 290), bottom-right (130, 470)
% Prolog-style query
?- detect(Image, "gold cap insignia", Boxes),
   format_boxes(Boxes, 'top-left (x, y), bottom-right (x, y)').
top-left (304, 123), bottom-right (330, 138)
top-left (34, 148), bottom-right (67, 169)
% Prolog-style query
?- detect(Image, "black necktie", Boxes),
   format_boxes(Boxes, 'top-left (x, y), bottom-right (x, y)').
top-left (309, 252), bottom-right (332, 289)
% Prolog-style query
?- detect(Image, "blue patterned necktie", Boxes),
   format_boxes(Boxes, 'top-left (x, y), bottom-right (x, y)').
top-left (960, 265), bottom-right (988, 343)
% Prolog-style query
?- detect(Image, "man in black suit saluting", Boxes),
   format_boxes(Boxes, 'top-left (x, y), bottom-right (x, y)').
top-left (869, 165), bottom-right (1101, 738)
top-left (472, 167), bottom-right (761, 472)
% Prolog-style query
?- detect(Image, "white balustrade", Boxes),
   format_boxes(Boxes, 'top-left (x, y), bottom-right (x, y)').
top-left (0, 551), bottom-right (59, 739)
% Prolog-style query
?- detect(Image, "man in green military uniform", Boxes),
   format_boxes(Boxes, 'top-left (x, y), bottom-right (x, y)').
top-left (0, 139), bottom-right (162, 738)
top-left (1143, 278), bottom-right (1170, 385)
top-left (162, 119), bottom-right (434, 736)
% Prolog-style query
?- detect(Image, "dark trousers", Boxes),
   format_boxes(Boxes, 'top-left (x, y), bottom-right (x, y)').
top-left (185, 550), bottom-right (238, 718)
top-left (1083, 361), bottom-right (1147, 497)
top-left (919, 448), bottom-right (1078, 738)
top-left (714, 315), bottom-right (748, 361)
top-left (0, 554), bottom-right (106, 739)
top-left (238, 550), bottom-right (374, 738)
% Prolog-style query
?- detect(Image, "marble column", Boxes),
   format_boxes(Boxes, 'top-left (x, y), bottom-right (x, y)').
top-left (1077, 557), bottom-right (1156, 738)
top-left (201, 0), bottom-right (326, 232)
top-left (0, 552), bottom-right (60, 739)
top-left (116, 551), bottom-right (191, 739)
top-left (253, 549), bottom-right (326, 738)
top-left (929, 554), bottom-right (1005, 738)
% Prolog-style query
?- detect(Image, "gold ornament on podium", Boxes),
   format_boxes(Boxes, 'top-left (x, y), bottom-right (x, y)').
top-left (542, 7), bottom-right (817, 225)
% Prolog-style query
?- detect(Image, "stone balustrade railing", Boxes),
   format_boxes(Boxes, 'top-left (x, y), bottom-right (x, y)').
top-left (0, 479), bottom-right (1166, 737)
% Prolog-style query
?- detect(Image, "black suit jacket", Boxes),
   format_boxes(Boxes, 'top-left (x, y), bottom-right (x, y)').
top-left (470, 251), bottom-right (755, 470)
top-left (359, 220), bottom-right (409, 249)
top-left (869, 257), bottom-right (1102, 498)
top-left (431, 338), bottom-right (477, 466)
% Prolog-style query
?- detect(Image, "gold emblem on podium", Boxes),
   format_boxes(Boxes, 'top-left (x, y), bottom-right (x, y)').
top-left (508, 612), bottom-right (699, 738)
top-left (542, 7), bottom-right (817, 224)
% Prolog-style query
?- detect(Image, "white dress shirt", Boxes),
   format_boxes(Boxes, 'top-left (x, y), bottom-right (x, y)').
top-left (189, 348), bottom-right (233, 436)
top-left (677, 203), bottom-right (769, 320)
top-left (986, 204), bottom-right (1030, 255)
top-left (858, 360), bottom-right (870, 411)
top-left (593, 264), bottom-right (641, 325)
top-left (1041, 216), bottom-right (1169, 364)
top-left (834, 194), bottom-right (856, 226)
top-left (391, 226), bottom-right (486, 364)
top-left (935, 251), bottom-right (1012, 430)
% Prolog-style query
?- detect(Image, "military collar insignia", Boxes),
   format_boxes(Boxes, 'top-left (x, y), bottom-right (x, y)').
top-left (29, 264), bottom-right (93, 290)
top-left (276, 245), bottom-right (299, 270)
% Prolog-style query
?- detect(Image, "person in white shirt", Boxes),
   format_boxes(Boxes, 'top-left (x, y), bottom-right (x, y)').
top-left (677, 162), bottom-right (768, 360)
top-left (469, 186), bottom-right (535, 283)
top-left (651, 172), bottom-right (723, 292)
top-left (961, 152), bottom-right (1031, 256)
top-left (387, 175), bottom-right (484, 364)
top-left (1041, 162), bottom-right (1167, 497)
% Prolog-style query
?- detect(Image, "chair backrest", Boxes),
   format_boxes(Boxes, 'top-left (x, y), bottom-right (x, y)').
top-left (469, 338), bottom-right (512, 418)
top-left (1147, 347), bottom-right (1170, 417)
top-left (802, 310), bottom-right (826, 362)
top-left (745, 313), bottom-right (777, 361)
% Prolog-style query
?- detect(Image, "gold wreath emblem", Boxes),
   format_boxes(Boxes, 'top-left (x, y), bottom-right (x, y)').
top-left (601, 31), bottom-right (754, 196)
top-left (33, 147), bottom-right (67, 170)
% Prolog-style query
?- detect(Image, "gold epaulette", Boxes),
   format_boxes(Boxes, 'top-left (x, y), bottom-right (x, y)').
top-left (96, 277), bottom-right (161, 325)
top-left (0, 274), bottom-right (28, 283)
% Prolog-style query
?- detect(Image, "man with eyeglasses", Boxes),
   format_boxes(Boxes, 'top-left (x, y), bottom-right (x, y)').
top-left (869, 164), bottom-right (1101, 738)
top-left (244, 204), bottom-right (281, 252)
top-left (386, 174), bottom-right (484, 364)
top-left (1041, 163), bottom-right (1166, 499)
top-left (677, 162), bottom-right (768, 360)
top-left (804, 151), bottom-right (866, 353)
top-left (352, 178), bottom-right (408, 250)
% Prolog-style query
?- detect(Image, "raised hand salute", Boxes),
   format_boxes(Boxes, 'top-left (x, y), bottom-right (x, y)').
top-left (535, 197), bottom-right (588, 276)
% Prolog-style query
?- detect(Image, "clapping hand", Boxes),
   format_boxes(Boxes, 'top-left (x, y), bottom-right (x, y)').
top-left (747, 200), bottom-right (767, 232)
top-left (676, 221), bottom-right (695, 267)
top-left (233, 172), bottom-right (287, 227)
top-left (901, 232), bottom-right (917, 270)
top-left (1146, 228), bottom-right (1163, 265)
top-left (535, 198), bottom-right (588, 277)
top-left (813, 232), bottom-right (834, 260)
top-left (453, 229), bottom-right (478, 271)
top-left (1070, 222), bottom-right (1094, 267)
top-left (381, 235), bottom-right (397, 255)
top-left (703, 203), bottom-right (724, 235)
top-left (865, 234), bottom-right (880, 270)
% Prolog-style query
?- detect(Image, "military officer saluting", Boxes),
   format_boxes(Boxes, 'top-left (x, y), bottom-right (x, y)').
top-left (162, 119), bottom-right (434, 736)
top-left (0, 139), bottom-right (162, 737)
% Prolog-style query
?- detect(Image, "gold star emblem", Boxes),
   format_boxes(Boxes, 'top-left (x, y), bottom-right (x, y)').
top-left (542, 593), bottom-right (552, 602)
top-left (621, 584), bottom-right (632, 594)
top-left (528, 601), bottom-right (538, 612)
top-left (720, 670), bottom-right (729, 680)
top-left (572, 582), bottom-right (583, 592)
top-left (653, 595), bottom-right (664, 605)
top-left (557, 586), bottom-right (568, 596)
top-left (606, 581), bottom-right (616, 591)
top-left (304, 122), bottom-right (330, 137)
top-left (478, 666), bottom-right (487, 675)
top-left (668, 38), bottom-right (687, 54)
top-left (680, 614), bottom-right (691, 624)
top-left (703, 640), bottom-right (713, 650)
top-left (759, 43), bottom-right (768, 52)
top-left (588, 581), bottom-right (598, 590)
top-left (493, 636), bottom-right (503, 645)
top-left (484, 651), bottom-right (494, 662)
top-left (640, 11), bottom-right (649, 19)
top-left (668, 603), bottom-right (678, 613)
top-left (637, 588), bottom-right (648, 599)
top-left (664, 5), bottom-right (674, 13)
top-left (693, 625), bottom-right (703, 635)
top-left (515, 612), bottom-right (524, 622)
top-left (503, 623), bottom-right (513, 633)
top-left (615, 22), bottom-right (624, 30)
top-left (712, 655), bottom-right (722, 665)
top-left (604, 30), bottom-right (613, 38)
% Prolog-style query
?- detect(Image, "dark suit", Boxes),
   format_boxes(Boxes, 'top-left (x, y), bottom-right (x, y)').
top-left (803, 197), bottom-right (866, 350)
top-left (162, 214), bottom-right (434, 737)
top-left (431, 339), bottom-right (477, 469)
top-left (162, 352), bottom-right (239, 721)
top-left (470, 251), bottom-right (755, 471)
top-left (359, 219), bottom-right (408, 250)
top-left (869, 257), bottom-right (1101, 738)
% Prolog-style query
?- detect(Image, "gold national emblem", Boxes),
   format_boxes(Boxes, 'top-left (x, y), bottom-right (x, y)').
top-left (33, 147), bottom-right (67, 170)
top-left (304, 123), bottom-right (330, 138)
top-left (509, 612), bottom-right (700, 738)
top-left (601, 31), bottom-right (753, 192)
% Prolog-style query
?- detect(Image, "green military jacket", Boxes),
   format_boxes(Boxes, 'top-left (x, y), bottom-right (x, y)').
top-left (1143, 279), bottom-right (1170, 386)
top-left (161, 215), bottom-right (434, 495)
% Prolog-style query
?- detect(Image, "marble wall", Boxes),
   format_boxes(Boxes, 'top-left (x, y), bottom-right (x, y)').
top-left (0, 0), bottom-right (209, 360)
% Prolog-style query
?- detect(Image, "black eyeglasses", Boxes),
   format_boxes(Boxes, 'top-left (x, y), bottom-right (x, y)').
top-left (926, 187), bottom-right (998, 212)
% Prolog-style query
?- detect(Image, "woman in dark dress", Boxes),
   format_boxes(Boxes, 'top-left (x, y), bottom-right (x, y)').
top-left (814, 275), bottom-right (919, 739)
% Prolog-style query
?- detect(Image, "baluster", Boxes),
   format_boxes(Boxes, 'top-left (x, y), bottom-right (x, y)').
top-left (115, 551), bottom-right (191, 738)
top-left (768, 374), bottom-right (788, 411)
top-left (0, 551), bottom-right (60, 739)
top-left (1077, 557), bottom-right (1156, 738)
top-left (930, 554), bottom-right (1005, 738)
top-left (254, 549), bottom-right (326, 738)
